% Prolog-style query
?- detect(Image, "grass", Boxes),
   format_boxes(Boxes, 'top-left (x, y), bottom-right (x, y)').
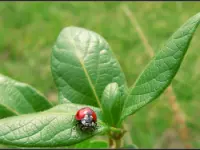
top-left (0, 1), bottom-right (200, 148)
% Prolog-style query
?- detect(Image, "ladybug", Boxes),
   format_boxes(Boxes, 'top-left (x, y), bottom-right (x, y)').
top-left (75, 107), bottom-right (97, 132)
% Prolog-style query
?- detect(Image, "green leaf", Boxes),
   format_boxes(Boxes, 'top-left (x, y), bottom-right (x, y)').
top-left (88, 140), bottom-right (108, 148)
top-left (0, 144), bottom-right (17, 148)
top-left (75, 139), bottom-right (108, 148)
top-left (51, 26), bottom-right (128, 109)
top-left (0, 103), bottom-right (108, 147)
top-left (122, 144), bottom-right (138, 149)
top-left (0, 74), bottom-right (52, 118)
top-left (74, 139), bottom-right (91, 148)
top-left (101, 82), bottom-right (122, 127)
top-left (121, 12), bottom-right (200, 121)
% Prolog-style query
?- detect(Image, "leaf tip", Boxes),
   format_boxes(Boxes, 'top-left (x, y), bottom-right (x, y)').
top-left (190, 12), bottom-right (200, 23)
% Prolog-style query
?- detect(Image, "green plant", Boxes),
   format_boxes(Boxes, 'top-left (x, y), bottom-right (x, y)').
top-left (0, 12), bottom-right (199, 148)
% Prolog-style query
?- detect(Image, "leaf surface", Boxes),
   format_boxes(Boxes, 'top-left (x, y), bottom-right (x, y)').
top-left (75, 139), bottom-right (108, 148)
top-left (0, 74), bottom-right (52, 118)
top-left (122, 144), bottom-right (138, 149)
top-left (101, 82), bottom-right (122, 127)
top-left (51, 26), bottom-right (128, 108)
top-left (0, 103), bottom-right (108, 147)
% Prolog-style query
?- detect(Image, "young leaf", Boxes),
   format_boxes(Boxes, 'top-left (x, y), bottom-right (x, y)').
top-left (0, 103), bottom-right (108, 147)
top-left (51, 26), bottom-right (128, 109)
top-left (121, 12), bottom-right (200, 121)
top-left (0, 74), bottom-right (52, 118)
top-left (101, 82), bottom-right (122, 127)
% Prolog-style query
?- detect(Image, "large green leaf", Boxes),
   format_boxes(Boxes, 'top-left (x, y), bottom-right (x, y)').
top-left (0, 103), bottom-right (108, 147)
top-left (51, 26), bottom-right (128, 109)
top-left (121, 12), bottom-right (200, 121)
top-left (0, 74), bottom-right (52, 118)
top-left (101, 82), bottom-right (122, 127)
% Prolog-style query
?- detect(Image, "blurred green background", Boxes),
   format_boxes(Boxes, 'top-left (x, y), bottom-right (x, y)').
top-left (0, 2), bottom-right (200, 148)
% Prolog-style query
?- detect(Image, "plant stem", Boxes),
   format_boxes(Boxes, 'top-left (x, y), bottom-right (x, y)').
top-left (108, 137), bottom-right (115, 148)
top-left (108, 126), bottom-right (126, 148)
top-left (110, 127), bottom-right (123, 133)
top-left (108, 136), bottom-right (122, 148)
top-left (114, 138), bottom-right (121, 148)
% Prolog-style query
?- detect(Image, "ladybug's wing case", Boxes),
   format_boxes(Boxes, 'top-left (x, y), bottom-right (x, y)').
top-left (91, 111), bottom-right (97, 122)
top-left (75, 107), bottom-right (97, 122)
top-left (75, 109), bottom-right (85, 120)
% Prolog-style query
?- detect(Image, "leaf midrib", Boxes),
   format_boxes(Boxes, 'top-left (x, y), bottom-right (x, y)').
top-left (67, 37), bottom-right (103, 111)
top-left (0, 103), bottom-right (20, 116)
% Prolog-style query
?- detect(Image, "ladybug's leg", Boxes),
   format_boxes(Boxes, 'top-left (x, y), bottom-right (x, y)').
top-left (93, 122), bottom-right (98, 129)
top-left (72, 122), bottom-right (78, 131)
top-left (94, 123), bottom-right (100, 129)
top-left (75, 123), bottom-right (85, 135)
top-left (90, 126), bottom-right (95, 132)
top-left (72, 115), bottom-right (78, 130)
top-left (80, 124), bottom-right (88, 132)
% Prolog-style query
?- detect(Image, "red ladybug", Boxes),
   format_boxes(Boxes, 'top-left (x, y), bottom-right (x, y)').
top-left (75, 107), bottom-right (97, 131)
